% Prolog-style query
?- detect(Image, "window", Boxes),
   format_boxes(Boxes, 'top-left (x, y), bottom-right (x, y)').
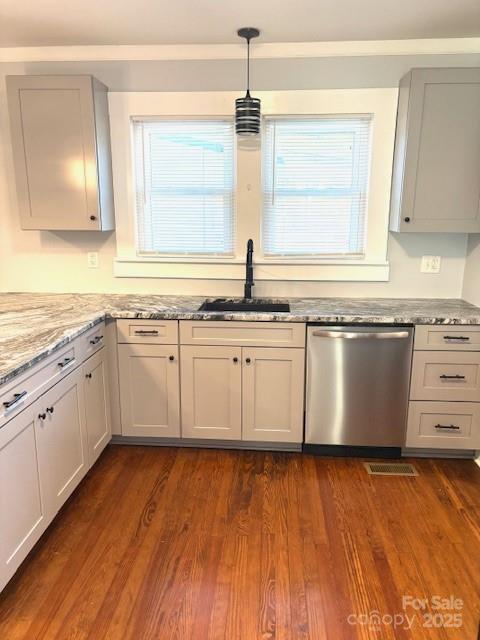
top-left (262, 116), bottom-right (372, 257)
top-left (133, 119), bottom-right (235, 256)
top-left (111, 90), bottom-right (396, 281)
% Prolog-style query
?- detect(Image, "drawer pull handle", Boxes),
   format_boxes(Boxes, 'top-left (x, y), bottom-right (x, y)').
top-left (3, 390), bottom-right (27, 410)
top-left (312, 329), bottom-right (409, 340)
top-left (439, 374), bottom-right (465, 380)
top-left (434, 423), bottom-right (460, 430)
top-left (58, 357), bottom-right (75, 369)
top-left (134, 330), bottom-right (159, 335)
top-left (89, 335), bottom-right (103, 345)
top-left (85, 373), bottom-right (92, 379)
top-left (443, 335), bottom-right (470, 341)
top-left (38, 412), bottom-right (46, 420)
top-left (46, 406), bottom-right (54, 414)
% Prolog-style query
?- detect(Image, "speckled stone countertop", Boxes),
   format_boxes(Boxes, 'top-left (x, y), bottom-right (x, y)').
top-left (1, 292), bottom-right (480, 386)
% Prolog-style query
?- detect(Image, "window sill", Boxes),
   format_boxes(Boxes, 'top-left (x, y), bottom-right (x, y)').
top-left (113, 257), bottom-right (390, 282)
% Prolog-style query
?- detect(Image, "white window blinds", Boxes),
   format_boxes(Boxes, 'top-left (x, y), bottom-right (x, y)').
top-left (133, 119), bottom-right (235, 255)
top-left (262, 116), bottom-right (372, 257)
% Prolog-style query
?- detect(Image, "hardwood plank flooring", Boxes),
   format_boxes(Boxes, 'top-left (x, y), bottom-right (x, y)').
top-left (0, 445), bottom-right (479, 639)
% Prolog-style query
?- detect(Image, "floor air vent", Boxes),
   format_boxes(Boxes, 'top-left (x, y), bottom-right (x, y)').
top-left (364, 462), bottom-right (418, 477)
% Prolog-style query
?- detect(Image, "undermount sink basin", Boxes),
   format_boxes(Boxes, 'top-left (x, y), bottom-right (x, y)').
top-left (198, 298), bottom-right (290, 312)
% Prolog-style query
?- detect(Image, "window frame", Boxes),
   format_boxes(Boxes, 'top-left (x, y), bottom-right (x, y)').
top-left (109, 89), bottom-right (397, 281)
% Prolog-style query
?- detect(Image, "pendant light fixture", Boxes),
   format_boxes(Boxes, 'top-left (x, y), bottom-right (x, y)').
top-left (235, 27), bottom-right (261, 136)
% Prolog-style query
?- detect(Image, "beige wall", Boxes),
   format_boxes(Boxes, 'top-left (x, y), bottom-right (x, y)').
top-left (0, 54), bottom-right (476, 298)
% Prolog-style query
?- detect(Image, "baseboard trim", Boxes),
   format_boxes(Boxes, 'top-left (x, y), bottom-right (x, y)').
top-left (110, 437), bottom-right (478, 460)
top-left (402, 447), bottom-right (476, 459)
top-left (110, 435), bottom-right (302, 452)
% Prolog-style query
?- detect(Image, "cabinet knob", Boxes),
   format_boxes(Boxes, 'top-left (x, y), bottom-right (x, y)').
top-left (404, 216), bottom-right (410, 223)
top-left (169, 355), bottom-right (175, 361)
top-left (46, 406), bottom-right (54, 414)
top-left (85, 372), bottom-right (92, 379)
top-left (89, 215), bottom-right (97, 221)
top-left (233, 357), bottom-right (238, 363)
top-left (245, 357), bottom-right (251, 364)
top-left (38, 413), bottom-right (46, 420)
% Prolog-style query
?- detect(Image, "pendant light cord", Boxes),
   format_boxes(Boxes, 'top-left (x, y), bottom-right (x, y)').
top-left (246, 37), bottom-right (250, 96)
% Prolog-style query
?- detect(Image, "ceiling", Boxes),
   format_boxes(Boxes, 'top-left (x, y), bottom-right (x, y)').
top-left (0, 0), bottom-right (480, 48)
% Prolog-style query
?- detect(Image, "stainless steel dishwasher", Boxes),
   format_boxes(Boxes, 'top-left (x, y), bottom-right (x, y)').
top-left (305, 326), bottom-right (413, 450)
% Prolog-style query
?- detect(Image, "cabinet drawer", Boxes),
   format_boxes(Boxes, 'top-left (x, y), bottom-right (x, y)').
top-left (116, 319), bottom-right (178, 344)
top-left (410, 351), bottom-right (480, 402)
top-left (414, 325), bottom-right (480, 351)
top-left (406, 401), bottom-right (480, 449)
top-left (79, 321), bottom-right (106, 361)
top-left (0, 343), bottom-right (78, 428)
top-left (180, 321), bottom-right (305, 348)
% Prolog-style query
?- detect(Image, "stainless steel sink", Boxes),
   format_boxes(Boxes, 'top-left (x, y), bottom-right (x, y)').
top-left (198, 298), bottom-right (290, 312)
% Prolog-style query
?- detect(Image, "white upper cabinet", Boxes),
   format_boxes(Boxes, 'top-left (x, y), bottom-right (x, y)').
top-left (6, 75), bottom-right (115, 231)
top-left (390, 68), bottom-right (480, 233)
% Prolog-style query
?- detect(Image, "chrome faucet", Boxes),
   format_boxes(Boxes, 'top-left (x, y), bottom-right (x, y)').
top-left (244, 239), bottom-right (254, 299)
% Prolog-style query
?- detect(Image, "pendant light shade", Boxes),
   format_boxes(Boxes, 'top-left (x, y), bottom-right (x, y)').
top-left (235, 27), bottom-right (261, 136)
top-left (235, 92), bottom-right (261, 136)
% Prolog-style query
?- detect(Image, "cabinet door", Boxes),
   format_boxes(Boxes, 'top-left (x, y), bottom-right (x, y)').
top-left (0, 403), bottom-right (48, 591)
top-left (118, 344), bottom-right (180, 438)
top-left (391, 68), bottom-right (480, 232)
top-left (35, 368), bottom-right (89, 518)
top-left (6, 75), bottom-right (114, 231)
top-left (83, 349), bottom-right (111, 466)
top-left (242, 348), bottom-right (305, 443)
top-left (180, 345), bottom-right (242, 440)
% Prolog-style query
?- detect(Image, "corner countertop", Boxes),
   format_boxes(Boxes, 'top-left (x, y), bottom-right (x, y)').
top-left (1, 292), bottom-right (480, 387)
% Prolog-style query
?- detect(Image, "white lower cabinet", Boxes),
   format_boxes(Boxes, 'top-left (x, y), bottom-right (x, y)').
top-left (118, 343), bottom-right (180, 437)
top-left (83, 349), bottom-right (111, 466)
top-left (0, 365), bottom-right (92, 591)
top-left (180, 345), bottom-right (305, 443)
top-left (242, 347), bottom-right (305, 443)
top-left (180, 345), bottom-right (242, 440)
top-left (35, 367), bottom-right (89, 518)
top-left (0, 337), bottom-right (111, 593)
top-left (0, 403), bottom-right (48, 591)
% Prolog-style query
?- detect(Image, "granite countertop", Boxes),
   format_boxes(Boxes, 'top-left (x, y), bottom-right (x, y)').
top-left (1, 292), bottom-right (480, 387)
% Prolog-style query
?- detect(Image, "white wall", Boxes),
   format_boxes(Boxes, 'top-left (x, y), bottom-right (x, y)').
top-left (0, 52), bottom-right (477, 298)
top-left (462, 235), bottom-right (480, 306)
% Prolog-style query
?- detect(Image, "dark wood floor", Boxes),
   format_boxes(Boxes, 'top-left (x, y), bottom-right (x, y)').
top-left (0, 446), bottom-right (479, 639)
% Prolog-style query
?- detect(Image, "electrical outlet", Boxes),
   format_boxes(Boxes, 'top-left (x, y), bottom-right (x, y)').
top-left (420, 255), bottom-right (441, 273)
top-left (87, 252), bottom-right (99, 269)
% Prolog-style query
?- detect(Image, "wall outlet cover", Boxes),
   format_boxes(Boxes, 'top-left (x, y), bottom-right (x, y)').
top-left (420, 255), bottom-right (441, 273)
top-left (87, 252), bottom-right (99, 269)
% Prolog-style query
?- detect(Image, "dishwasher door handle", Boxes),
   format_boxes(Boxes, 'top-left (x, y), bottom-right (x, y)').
top-left (311, 330), bottom-right (410, 340)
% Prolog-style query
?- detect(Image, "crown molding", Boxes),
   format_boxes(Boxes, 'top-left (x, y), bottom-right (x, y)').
top-left (1, 38), bottom-right (480, 63)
